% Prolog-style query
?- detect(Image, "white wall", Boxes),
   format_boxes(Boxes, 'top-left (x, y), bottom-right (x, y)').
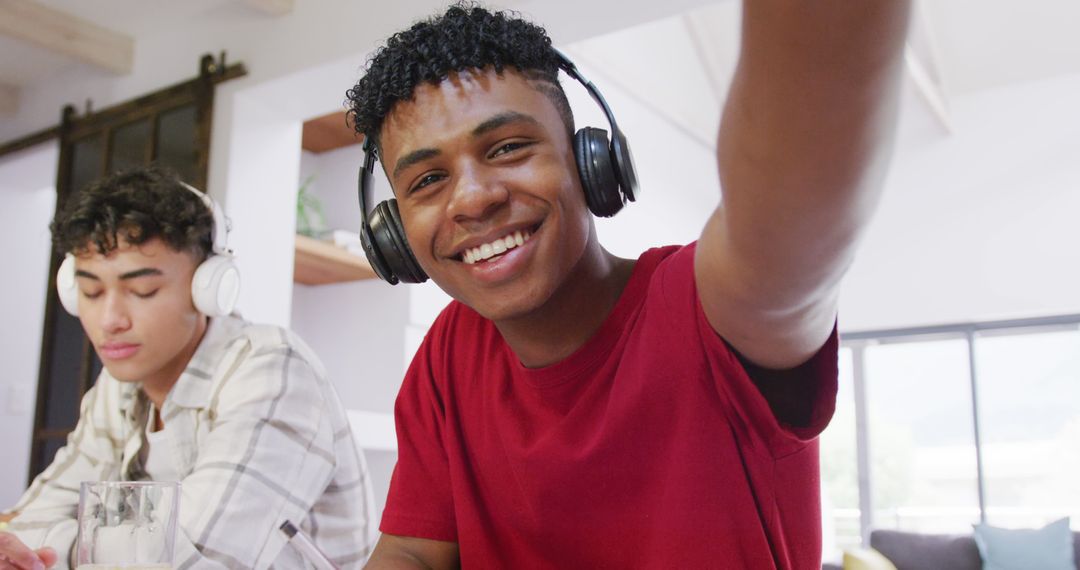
top-left (840, 72), bottom-right (1080, 331)
top-left (0, 143), bottom-right (58, 507)
top-left (291, 279), bottom-right (410, 413)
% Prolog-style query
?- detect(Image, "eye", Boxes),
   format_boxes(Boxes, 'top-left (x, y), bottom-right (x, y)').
top-left (133, 289), bottom-right (160, 299)
top-left (409, 172), bottom-right (446, 194)
top-left (81, 290), bottom-right (103, 300)
top-left (489, 141), bottom-right (532, 159)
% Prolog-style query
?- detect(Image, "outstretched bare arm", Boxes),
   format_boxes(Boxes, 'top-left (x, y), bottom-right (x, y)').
top-left (697, 0), bottom-right (912, 368)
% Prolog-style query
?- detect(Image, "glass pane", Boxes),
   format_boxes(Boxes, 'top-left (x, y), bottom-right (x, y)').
top-left (975, 327), bottom-right (1080, 528)
top-left (821, 347), bottom-right (859, 560)
top-left (865, 337), bottom-right (980, 533)
top-left (155, 105), bottom-right (198, 183)
top-left (44, 310), bottom-right (86, 430)
top-left (109, 119), bottom-right (152, 172)
top-left (70, 134), bottom-right (104, 194)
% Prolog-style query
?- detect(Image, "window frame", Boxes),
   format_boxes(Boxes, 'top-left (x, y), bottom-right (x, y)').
top-left (835, 313), bottom-right (1080, 545)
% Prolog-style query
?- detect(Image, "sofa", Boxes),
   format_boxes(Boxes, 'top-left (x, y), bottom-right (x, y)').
top-left (822, 528), bottom-right (1080, 570)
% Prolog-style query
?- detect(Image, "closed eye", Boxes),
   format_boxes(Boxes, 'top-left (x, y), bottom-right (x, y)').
top-left (81, 290), bottom-right (103, 300)
top-left (134, 289), bottom-right (160, 299)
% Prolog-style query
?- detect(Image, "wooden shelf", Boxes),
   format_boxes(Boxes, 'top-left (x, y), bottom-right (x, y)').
top-left (294, 234), bottom-right (377, 285)
top-left (301, 110), bottom-right (363, 153)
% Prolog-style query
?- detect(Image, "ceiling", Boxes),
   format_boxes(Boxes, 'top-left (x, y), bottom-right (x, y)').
top-left (562, 0), bottom-right (1080, 146)
top-left (2, 0), bottom-right (1079, 141)
top-left (0, 0), bottom-right (269, 118)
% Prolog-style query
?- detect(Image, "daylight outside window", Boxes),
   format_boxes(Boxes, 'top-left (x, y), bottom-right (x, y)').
top-left (975, 327), bottom-right (1080, 528)
top-left (820, 314), bottom-right (1080, 563)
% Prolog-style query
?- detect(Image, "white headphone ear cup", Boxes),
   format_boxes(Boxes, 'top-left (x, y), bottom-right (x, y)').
top-left (191, 255), bottom-right (240, 317)
top-left (56, 254), bottom-right (79, 316)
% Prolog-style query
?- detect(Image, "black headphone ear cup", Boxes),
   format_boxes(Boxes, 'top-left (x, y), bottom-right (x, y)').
top-left (360, 214), bottom-right (396, 284)
top-left (373, 199), bottom-right (428, 284)
top-left (610, 130), bottom-right (639, 203)
top-left (574, 127), bottom-right (623, 218)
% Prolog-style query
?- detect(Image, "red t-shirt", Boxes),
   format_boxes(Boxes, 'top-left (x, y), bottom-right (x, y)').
top-left (382, 243), bottom-right (838, 569)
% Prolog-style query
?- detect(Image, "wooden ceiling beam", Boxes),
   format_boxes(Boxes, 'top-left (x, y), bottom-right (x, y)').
top-left (0, 0), bottom-right (133, 74)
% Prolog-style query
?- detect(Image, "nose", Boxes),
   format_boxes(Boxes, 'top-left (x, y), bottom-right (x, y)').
top-left (446, 163), bottom-right (510, 224)
top-left (99, 291), bottom-right (132, 334)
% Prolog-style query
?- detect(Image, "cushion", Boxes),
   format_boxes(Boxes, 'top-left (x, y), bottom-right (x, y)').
top-left (843, 547), bottom-right (898, 570)
top-left (870, 529), bottom-right (982, 570)
top-left (973, 517), bottom-right (1075, 570)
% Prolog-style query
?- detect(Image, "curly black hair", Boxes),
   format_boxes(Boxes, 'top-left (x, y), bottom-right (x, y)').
top-left (51, 165), bottom-right (214, 261)
top-left (346, 2), bottom-right (574, 148)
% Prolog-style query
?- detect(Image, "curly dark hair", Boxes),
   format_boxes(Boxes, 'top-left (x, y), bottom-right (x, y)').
top-left (346, 2), bottom-right (574, 148)
top-left (51, 165), bottom-right (214, 260)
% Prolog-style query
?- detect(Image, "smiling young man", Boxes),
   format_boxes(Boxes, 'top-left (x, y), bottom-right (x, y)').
top-left (0, 166), bottom-right (372, 569)
top-left (347, 2), bottom-right (911, 568)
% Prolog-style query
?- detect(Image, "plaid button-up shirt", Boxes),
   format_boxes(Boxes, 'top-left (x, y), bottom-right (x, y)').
top-left (5, 315), bottom-right (374, 568)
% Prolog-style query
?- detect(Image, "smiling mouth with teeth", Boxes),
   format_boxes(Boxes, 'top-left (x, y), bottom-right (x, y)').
top-left (462, 230), bottom-right (532, 264)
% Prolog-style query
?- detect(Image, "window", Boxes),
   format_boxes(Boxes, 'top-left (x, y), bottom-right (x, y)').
top-left (820, 348), bottom-right (860, 556)
top-left (865, 337), bottom-right (980, 534)
top-left (975, 327), bottom-right (1080, 528)
top-left (824, 314), bottom-right (1080, 559)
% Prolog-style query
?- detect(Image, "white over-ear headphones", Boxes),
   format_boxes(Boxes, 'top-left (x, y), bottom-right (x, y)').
top-left (56, 182), bottom-right (241, 318)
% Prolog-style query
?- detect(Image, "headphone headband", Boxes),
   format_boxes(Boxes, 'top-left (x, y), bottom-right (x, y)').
top-left (358, 138), bottom-right (377, 232)
top-left (180, 181), bottom-right (230, 256)
top-left (551, 48), bottom-right (639, 206)
top-left (551, 49), bottom-right (621, 140)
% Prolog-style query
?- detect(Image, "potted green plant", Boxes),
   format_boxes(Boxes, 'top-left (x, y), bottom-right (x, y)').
top-left (296, 175), bottom-right (327, 237)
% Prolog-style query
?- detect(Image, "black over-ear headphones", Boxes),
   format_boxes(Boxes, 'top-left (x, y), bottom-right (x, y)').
top-left (358, 48), bottom-right (639, 285)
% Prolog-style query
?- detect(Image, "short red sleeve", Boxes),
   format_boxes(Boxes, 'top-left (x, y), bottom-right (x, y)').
top-left (656, 243), bottom-right (839, 458)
